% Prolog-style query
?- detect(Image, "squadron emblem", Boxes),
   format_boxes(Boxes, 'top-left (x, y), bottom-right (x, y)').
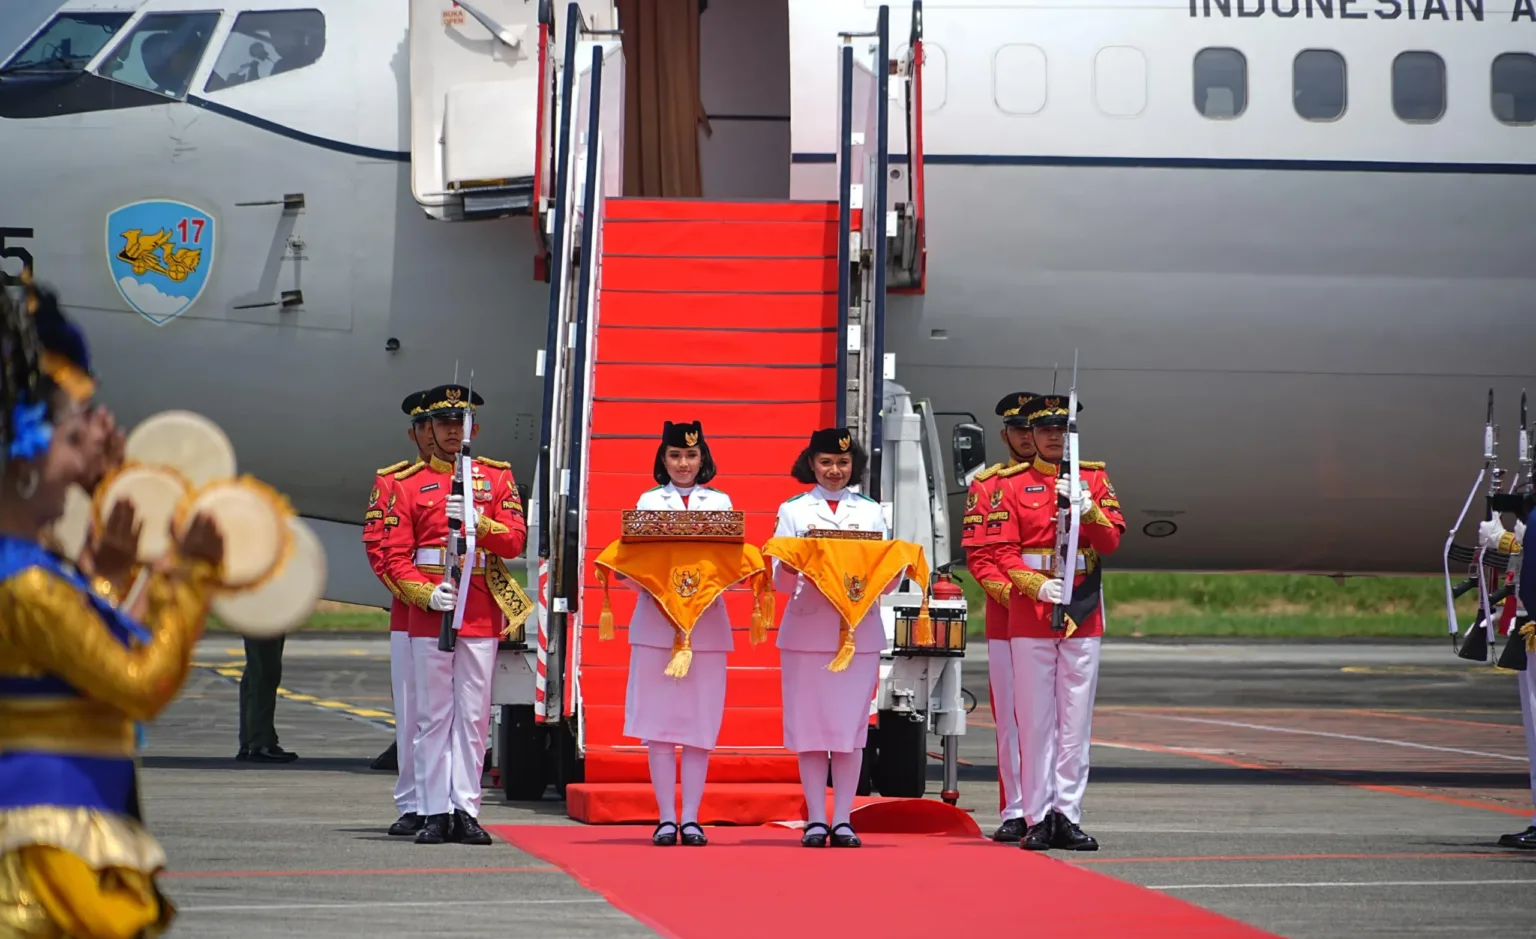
top-left (106, 200), bottom-right (215, 326)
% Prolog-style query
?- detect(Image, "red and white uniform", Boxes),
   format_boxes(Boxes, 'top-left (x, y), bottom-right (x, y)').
top-left (961, 461), bottom-right (1026, 822)
top-left (363, 459), bottom-right (421, 815)
top-left (997, 457), bottom-right (1125, 826)
top-left (382, 455), bottom-right (528, 818)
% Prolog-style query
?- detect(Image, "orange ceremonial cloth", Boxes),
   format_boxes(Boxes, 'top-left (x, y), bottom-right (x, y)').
top-left (593, 539), bottom-right (773, 677)
top-left (762, 536), bottom-right (932, 671)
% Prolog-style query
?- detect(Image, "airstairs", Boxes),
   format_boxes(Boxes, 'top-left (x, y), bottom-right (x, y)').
top-left (413, 1), bottom-right (930, 822)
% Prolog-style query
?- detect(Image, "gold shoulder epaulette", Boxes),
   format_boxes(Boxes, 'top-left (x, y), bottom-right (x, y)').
top-left (973, 462), bottom-right (1004, 481)
top-left (1080, 460), bottom-right (1106, 471)
top-left (997, 462), bottom-right (1031, 478)
top-left (474, 456), bottom-right (511, 470)
top-left (394, 461), bottom-right (426, 481)
top-left (375, 459), bottom-right (410, 477)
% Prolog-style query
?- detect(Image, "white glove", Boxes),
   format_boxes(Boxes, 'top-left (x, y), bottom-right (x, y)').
top-left (1517, 520), bottom-right (1527, 545)
top-left (445, 494), bottom-right (464, 523)
top-left (1478, 518), bottom-right (1507, 550)
top-left (1055, 476), bottom-right (1089, 512)
top-left (1036, 578), bottom-right (1064, 604)
top-left (428, 582), bottom-right (458, 612)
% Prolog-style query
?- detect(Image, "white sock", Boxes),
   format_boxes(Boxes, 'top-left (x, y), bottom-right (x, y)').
top-left (798, 751), bottom-right (830, 826)
top-left (680, 746), bottom-right (710, 825)
top-left (830, 749), bottom-right (862, 827)
top-left (647, 743), bottom-right (677, 825)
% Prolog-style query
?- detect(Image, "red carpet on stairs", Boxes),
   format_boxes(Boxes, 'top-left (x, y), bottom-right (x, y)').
top-left (570, 199), bottom-right (843, 823)
top-left (488, 825), bottom-right (1284, 939)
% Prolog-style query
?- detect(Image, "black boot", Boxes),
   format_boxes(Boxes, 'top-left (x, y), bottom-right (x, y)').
top-left (388, 813), bottom-right (424, 837)
top-left (1498, 825), bottom-right (1536, 850)
top-left (1050, 811), bottom-right (1099, 851)
top-left (455, 810), bottom-right (492, 846)
top-left (992, 818), bottom-right (1027, 844)
top-left (1020, 817), bottom-right (1053, 851)
top-left (371, 742), bottom-right (399, 772)
top-left (414, 813), bottom-right (454, 845)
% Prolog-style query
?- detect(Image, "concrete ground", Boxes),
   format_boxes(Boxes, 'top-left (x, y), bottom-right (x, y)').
top-left (147, 636), bottom-right (1536, 938)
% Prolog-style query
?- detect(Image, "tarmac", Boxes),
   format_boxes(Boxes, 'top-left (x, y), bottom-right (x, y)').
top-left (147, 636), bottom-right (1536, 938)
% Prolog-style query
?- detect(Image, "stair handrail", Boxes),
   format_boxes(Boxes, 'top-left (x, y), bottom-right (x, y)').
top-left (531, 0), bottom-right (556, 265)
top-left (892, 1), bottom-right (926, 295)
top-left (834, 42), bottom-right (855, 431)
top-left (869, 5), bottom-right (891, 501)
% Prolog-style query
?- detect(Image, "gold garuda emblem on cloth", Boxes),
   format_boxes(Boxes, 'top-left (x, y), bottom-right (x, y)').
top-left (447, 388), bottom-right (463, 402)
top-left (844, 573), bottom-right (867, 603)
top-left (671, 568), bottom-right (701, 598)
top-left (684, 430), bottom-right (699, 446)
top-left (990, 488), bottom-right (1004, 508)
top-left (838, 434), bottom-right (851, 451)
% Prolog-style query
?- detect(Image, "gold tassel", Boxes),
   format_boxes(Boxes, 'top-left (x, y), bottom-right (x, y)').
top-left (1063, 614), bottom-right (1078, 640)
top-left (827, 620), bottom-right (856, 673)
top-left (1522, 623), bottom-right (1535, 653)
top-left (596, 567), bottom-right (615, 640)
top-left (750, 574), bottom-right (774, 646)
top-left (912, 566), bottom-right (934, 646)
top-left (664, 631), bottom-right (693, 679)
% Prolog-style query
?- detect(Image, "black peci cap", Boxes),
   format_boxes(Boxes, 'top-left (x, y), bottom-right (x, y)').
top-left (661, 421), bottom-right (705, 448)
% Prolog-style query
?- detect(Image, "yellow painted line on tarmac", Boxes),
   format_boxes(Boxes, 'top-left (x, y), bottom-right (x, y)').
top-left (196, 657), bottom-right (397, 729)
top-left (1340, 665), bottom-right (1511, 676)
top-left (215, 669), bottom-right (243, 678)
top-left (223, 647), bottom-right (243, 655)
top-left (311, 700), bottom-right (352, 709)
top-left (348, 709), bottom-right (394, 719)
top-left (282, 693), bottom-right (318, 703)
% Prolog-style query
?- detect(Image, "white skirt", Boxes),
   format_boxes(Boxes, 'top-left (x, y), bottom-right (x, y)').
top-left (780, 650), bottom-right (879, 753)
top-left (623, 645), bottom-right (727, 751)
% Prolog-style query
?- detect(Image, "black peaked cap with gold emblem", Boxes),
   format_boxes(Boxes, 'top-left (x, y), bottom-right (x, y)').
top-left (661, 421), bottom-right (705, 448)
top-left (995, 391), bottom-right (1039, 427)
top-left (420, 383), bottom-right (485, 419)
top-left (1023, 393), bottom-right (1083, 428)
top-left (400, 389), bottom-right (433, 420)
top-left (808, 427), bottom-right (855, 454)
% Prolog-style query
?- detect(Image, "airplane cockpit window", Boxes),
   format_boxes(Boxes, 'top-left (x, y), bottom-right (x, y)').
top-left (95, 12), bottom-right (220, 100)
top-left (203, 10), bottom-right (326, 93)
top-left (1293, 50), bottom-right (1346, 122)
top-left (1194, 47), bottom-right (1246, 120)
top-left (0, 12), bottom-right (132, 75)
top-left (1392, 51), bottom-right (1445, 123)
top-left (1491, 53), bottom-right (1536, 125)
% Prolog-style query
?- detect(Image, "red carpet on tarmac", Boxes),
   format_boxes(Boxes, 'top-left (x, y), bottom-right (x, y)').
top-left (488, 825), bottom-right (1282, 939)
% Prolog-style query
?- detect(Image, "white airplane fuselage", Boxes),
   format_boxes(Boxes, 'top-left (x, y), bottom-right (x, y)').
top-left (2, 0), bottom-right (1532, 605)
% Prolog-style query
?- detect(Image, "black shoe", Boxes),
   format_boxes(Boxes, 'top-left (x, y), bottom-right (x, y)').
top-left (414, 813), bottom-right (454, 845)
top-left (1050, 811), bottom-right (1098, 851)
top-left (652, 822), bottom-right (678, 846)
top-left (992, 818), bottom-right (1028, 844)
top-left (829, 823), bottom-right (861, 848)
top-left (1498, 825), bottom-right (1536, 849)
top-left (388, 813), bottom-right (425, 837)
top-left (455, 811), bottom-right (492, 846)
top-left (800, 822), bottom-right (830, 847)
top-left (234, 748), bottom-right (250, 762)
top-left (371, 742), bottom-right (399, 772)
top-left (679, 822), bottom-right (708, 847)
top-left (247, 746), bottom-right (298, 764)
top-left (1020, 818), bottom-right (1053, 851)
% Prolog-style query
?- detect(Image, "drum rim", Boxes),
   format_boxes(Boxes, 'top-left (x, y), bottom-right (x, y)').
top-left (174, 474), bottom-right (295, 592)
top-left (91, 461), bottom-right (192, 527)
top-left (211, 516), bottom-right (327, 634)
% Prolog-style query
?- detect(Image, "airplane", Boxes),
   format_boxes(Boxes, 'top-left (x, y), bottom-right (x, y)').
top-left (1, 0), bottom-right (1532, 609)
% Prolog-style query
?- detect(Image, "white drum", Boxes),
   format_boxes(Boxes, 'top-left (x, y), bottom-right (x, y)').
top-left (49, 484), bottom-right (93, 562)
top-left (124, 411), bottom-right (236, 490)
top-left (212, 517), bottom-right (327, 638)
top-left (176, 477), bottom-right (291, 590)
top-left (94, 465), bottom-right (189, 563)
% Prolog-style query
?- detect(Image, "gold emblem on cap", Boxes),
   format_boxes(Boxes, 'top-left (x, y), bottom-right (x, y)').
top-left (1018, 394), bottom-right (1028, 406)
top-left (684, 430), bottom-right (699, 447)
top-left (838, 434), bottom-right (851, 452)
top-left (446, 388), bottom-right (463, 403)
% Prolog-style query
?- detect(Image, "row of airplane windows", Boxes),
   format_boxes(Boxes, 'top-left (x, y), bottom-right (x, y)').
top-left (1191, 48), bottom-right (1536, 124)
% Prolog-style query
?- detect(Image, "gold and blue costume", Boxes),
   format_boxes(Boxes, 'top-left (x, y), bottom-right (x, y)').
top-left (0, 537), bottom-right (215, 939)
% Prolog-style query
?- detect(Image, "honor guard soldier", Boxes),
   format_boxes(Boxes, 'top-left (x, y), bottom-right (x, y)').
top-left (997, 394), bottom-right (1125, 852)
top-left (363, 390), bottom-right (432, 836)
top-left (962, 392), bottom-right (1038, 843)
top-left (381, 385), bottom-right (529, 845)
top-left (1481, 507), bottom-right (1535, 850)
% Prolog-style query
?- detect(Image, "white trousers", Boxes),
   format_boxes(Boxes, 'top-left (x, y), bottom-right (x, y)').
top-left (1520, 667), bottom-right (1536, 826)
top-left (1010, 636), bottom-right (1101, 826)
top-left (389, 632), bottom-right (419, 814)
top-left (987, 639), bottom-right (1025, 821)
top-left (411, 636), bottom-right (497, 818)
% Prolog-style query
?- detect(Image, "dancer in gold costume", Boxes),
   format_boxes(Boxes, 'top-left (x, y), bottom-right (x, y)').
top-left (0, 277), bottom-right (224, 939)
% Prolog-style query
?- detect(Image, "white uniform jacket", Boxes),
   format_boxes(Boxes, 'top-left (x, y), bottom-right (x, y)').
top-left (772, 485), bottom-right (895, 654)
top-left (620, 483), bottom-right (736, 652)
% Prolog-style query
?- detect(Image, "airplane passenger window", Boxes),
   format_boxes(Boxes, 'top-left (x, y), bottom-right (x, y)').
top-left (203, 10), bottom-right (326, 93)
top-left (1392, 51), bottom-right (1445, 123)
top-left (96, 13), bottom-right (220, 100)
top-left (1293, 50), bottom-right (1346, 122)
top-left (1491, 53), bottom-right (1536, 125)
top-left (1194, 48), bottom-right (1246, 119)
top-left (1, 12), bottom-right (131, 73)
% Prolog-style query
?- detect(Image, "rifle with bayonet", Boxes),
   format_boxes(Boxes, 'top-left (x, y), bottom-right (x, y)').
top-left (438, 374), bottom-right (477, 653)
top-left (1052, 354), bottom-right (1082, 634)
